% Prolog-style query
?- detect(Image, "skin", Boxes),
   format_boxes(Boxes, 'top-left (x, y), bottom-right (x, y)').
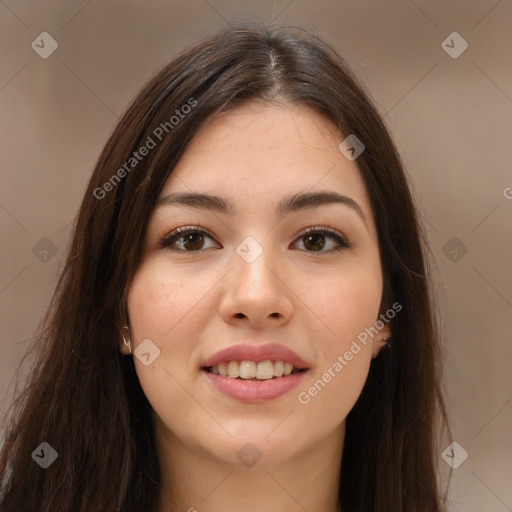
top-left (122, 100), bottom-right (391, 512)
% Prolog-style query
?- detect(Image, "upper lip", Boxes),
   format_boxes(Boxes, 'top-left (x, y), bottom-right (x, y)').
top-left (201, 343), bottom-right (309, 370)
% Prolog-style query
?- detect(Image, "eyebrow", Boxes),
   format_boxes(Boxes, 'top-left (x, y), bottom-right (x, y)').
top-left (155, 190), bottom-right (367, 227)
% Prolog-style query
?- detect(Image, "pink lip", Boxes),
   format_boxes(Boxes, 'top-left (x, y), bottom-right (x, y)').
top-left (203, 370), bottom-right (308, 403)
top-left (201, 343), bottom-right (309, 369)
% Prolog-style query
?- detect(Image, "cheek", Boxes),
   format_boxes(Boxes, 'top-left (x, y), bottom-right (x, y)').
top-left (304, 261), bottom-right (383, 345)
top-left (293, 261), bottom-right (382, 415)
top-left (126, 262), bottom-right (207, 420)
top-left (126, 259), bottom-right (213, 342)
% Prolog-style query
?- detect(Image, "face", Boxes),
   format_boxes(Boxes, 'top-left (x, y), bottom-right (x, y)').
top-left (125, 101), bottom-right (389, 468)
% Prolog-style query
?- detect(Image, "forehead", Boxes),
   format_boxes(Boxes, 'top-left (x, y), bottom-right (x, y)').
top-left (158, 101), bottom-right (373, 222)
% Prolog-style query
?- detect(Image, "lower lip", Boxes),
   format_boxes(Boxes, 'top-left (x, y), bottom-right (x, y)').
top-left (203, 369), bottom-right (308, 403)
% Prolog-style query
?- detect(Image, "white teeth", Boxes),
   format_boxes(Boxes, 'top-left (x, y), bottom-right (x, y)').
top-left (256, 360), bottom-right (274, 380)
top-left (273, 360), bottom-right (284, 377)
top-left (208, 360), bottom-right (304, 379)
top-left (227, 361), bottom-right (239, 378)
top-left (218, 362), bottom-right (228, 376)
top-left (239, 361), bottom-right (256, 379)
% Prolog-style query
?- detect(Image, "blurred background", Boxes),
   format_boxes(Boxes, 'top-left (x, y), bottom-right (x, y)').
top-left (0, 1), bottom-right (511, 510)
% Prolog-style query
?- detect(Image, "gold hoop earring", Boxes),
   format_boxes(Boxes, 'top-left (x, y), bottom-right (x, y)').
top-left (122, 325), bottom-right (132, 355)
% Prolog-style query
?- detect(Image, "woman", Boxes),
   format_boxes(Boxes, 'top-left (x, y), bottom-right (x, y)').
top-left (0, 19), bottom-right (452, 512)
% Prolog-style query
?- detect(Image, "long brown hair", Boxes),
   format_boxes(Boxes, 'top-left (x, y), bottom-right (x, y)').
top-left (0, 19), bottom-right (452, 511)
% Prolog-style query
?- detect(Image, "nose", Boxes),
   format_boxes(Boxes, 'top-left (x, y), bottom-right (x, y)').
top-left (219, 241), bottom-right (294, 328)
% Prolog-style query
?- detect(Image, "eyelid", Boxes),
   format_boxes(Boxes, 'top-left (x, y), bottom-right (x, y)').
top-left (159, 223), bottom-right (215, 247)
top-left (294, 225), bottom-right (349, 243)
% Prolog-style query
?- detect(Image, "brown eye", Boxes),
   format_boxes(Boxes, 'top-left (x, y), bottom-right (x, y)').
top-left (303, 232), bottom-right (326, 251)
top-left (160, 227), bottom-right (218, 252)
top-left (293, 226), bottom-right (351, 253)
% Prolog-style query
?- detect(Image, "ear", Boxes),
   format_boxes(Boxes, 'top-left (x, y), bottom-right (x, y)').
top-left (371, 313), bottom-right (392, 359)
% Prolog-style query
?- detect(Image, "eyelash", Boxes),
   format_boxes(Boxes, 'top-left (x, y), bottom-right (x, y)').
top-left (159, 224), bottom-right (352, 254)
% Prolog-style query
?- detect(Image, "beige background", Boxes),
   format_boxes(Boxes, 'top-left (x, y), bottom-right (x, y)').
top-left (0, 1), bottom-right (511, 510)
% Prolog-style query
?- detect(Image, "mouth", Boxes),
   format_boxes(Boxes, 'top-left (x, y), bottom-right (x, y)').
top-left (200, 343), bottom-right (310, 401)
top-left (202, 361), bottom-right (309, 403)
top-left (203, 360), bottom-right (307, 381)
